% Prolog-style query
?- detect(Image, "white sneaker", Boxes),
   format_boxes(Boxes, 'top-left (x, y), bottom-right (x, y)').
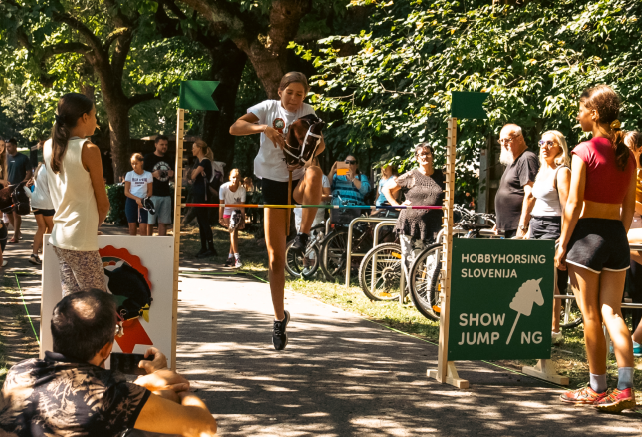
top-left (551, 331), bottom-right (564, 345)
top-left (1, 259), bottom-right (7, 267)
top-left (234, 259), bottom-right (243, 268)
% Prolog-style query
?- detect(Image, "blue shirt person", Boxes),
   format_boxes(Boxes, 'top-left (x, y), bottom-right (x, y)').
top-left (328, 155), bottom-right (371, 205)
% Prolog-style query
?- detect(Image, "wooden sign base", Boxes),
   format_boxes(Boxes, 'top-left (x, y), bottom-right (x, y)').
top-left (428, 361), bottom-right (469, 389)
top-left (522, 359), bottom-right (569, 385)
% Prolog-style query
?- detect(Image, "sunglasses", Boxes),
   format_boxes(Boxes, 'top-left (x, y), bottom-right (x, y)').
top-left (538, 140), bottom-right (557, 148)
top-left (345, 160), bottom-right (357, 165)
top-left (498, 133), bottom-right (521, 146)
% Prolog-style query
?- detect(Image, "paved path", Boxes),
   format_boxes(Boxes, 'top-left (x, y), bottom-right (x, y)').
top-left (2, 217), bottom-right (641, 435)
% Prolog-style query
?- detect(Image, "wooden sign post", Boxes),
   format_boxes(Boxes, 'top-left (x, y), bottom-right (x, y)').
top-left (428, 117), bottom-right (469, 389)
top-left (170, 81), bottom-right (219, 370)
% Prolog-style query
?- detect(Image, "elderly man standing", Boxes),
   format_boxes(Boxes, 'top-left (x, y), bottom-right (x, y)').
top-left (494, 124), bottom-right (539, 238)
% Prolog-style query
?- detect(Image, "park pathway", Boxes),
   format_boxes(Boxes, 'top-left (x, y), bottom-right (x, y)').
top-left (1, 217), bottom-right (641, 435)
top-left (176, 270), bottom-right (642, 436)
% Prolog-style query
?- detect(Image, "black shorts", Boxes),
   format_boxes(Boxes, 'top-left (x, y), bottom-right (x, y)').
top-left (530, 216), bottom-right (568, 291)
top-left (261, 178), bottom-right (300, 207)
top-left (566, 218), bottom-right (630, 273)
top-left (33, 208), bottom-right (55, 217)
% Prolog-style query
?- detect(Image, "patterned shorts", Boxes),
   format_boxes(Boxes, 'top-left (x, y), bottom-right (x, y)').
top-left (53, 246), bottom-right (106, 296)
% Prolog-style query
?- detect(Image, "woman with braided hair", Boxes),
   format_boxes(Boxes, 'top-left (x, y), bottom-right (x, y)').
top-left (556, 85), bottom-right (637, 412)
top-left (229, 72), bottom-right (325, 351)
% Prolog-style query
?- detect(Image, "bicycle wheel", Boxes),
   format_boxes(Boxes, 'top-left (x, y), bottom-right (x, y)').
top-left (320, 230), bottom-right (349, 282)
top-left (358, 243), bottom-right (403, 301)
top-left (559, 285), bottom-right (583, 329)
top-left (285, 240), bottom-right (320, 279)
top-left (408, 243), bottom-right (443, 321)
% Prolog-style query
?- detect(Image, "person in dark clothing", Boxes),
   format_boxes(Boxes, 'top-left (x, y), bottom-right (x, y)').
top-left (5, 138), bottom-right (33, 243)
top-left (144, 135), bottom-right (174, 236)
top-left (494, 124), bottom-right (539, 238)
top-left (188, 139), bottom-right (216, 258)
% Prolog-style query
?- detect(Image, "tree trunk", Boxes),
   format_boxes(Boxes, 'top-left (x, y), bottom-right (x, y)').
top-left (201, 42), bottom-right (247, 168)
top-left (103, 98), bottom-right (132, 180)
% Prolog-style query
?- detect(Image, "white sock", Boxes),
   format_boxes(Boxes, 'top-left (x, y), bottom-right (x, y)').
top-left (227, 253), bottom-right (233, 259)
top-left (234, 253), bottom-right (240, 260)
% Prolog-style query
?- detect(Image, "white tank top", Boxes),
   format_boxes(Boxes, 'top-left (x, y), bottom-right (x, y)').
top-left (531, 166), bottom-right (565, 217)
top-left (43, 137), bottom-right (99, 251)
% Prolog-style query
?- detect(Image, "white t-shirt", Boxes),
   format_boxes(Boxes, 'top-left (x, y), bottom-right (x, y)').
top-left (125, 170), bottom-right (153, 199)
top-left (248, 99), bottom-right (316, 182)
top-left (295, 174), bottom-right (331, 230)
top-left (219, 182), bottom-right (247, 216)
top-left (31, 165), bottom-right (54, 210)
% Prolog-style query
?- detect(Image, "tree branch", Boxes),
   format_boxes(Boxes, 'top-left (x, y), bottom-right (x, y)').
top-left (128, 92), bottom-right (158, 108)
top-left (103, 0), bottom-right (136, 28)
top-left (103, 27), bottom-right (130, 51)
top-left (42, 42), bottom-right (92, 60)
top-left (52, 11), bottom-right (104, 55)
top-left (177, 0), bottom-right (251, 50)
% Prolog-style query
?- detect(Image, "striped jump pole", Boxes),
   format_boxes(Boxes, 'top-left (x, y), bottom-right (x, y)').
top-left (184, 203), bottom-right (444, 210)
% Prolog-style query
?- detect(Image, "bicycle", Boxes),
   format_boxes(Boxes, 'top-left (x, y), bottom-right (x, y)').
top-left (407, 206), bottom-right (497, 321)
top-left (285, 223), bottom-right (326, 279)
top-left (319, 196), bottom-right (397, 282)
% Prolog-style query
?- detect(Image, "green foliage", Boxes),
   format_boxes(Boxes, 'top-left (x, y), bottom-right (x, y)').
top-left (105, 184), bottom-right (127, 225)
top-left (299, 0), bottom-right (642, 197)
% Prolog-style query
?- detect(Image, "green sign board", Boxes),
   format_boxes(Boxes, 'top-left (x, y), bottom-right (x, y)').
top-left (448, 239), bottom-right (555, 360)
top-left (451, 91), bottom-right (489, 120)
top-left (179, 81), bottom-right (219, 111)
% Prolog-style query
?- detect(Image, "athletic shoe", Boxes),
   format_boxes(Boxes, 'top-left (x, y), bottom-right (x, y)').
top-left (560, 386), bottom-right (607, 405)
top-left (594, 388), bottom-right (636, 413)
top-left (633, 341), bottom-right (642, 357)
top-left (272, 310), bottom-right (290, 351)
top-left (234, 259), bottom-right (243, 269)
top-left (1, 259), bottom-right (7, 267)
top-left (29, 254), bottom-right (42, 265)
top-left (302, 266), bottom-right (312, 277)
top-left (552, 331), bottom-right (563, 345)
top-left (291, 233), bottom-right (309, 252)
top-left (224, 257), bottom-right (234, 267)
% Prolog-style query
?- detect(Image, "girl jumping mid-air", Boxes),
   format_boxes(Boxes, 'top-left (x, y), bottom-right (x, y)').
top-left (229, 71), bottom-right (325, 350)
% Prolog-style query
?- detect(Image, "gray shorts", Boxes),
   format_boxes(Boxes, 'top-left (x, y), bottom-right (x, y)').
top-left (147, 195), bottom-right (172, 224)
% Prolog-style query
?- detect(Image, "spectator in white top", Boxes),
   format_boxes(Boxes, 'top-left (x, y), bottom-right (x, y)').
top-left (124, 153), bottom-right (153, 236)
top-left (27, 162), bottom-right (56, 265)
top-left (219, 169), bottom-right (246, 268)
top-left (43, 93), bottom-right (110, 295)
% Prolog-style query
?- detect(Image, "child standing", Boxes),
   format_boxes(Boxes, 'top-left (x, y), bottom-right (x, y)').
top-left (219, 169), bottom-right (246, 268)
top-left (124, 153), bottom-right (153, 236)
top-left (29, 162), bottom-right (55, 265)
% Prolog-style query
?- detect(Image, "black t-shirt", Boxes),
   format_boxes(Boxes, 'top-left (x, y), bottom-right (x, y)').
top-left (0, 351), bottom-right (150, 436)
top-left (192, 158), bottom-right (212, 199)
top-left (143, 153), bottom-right (174, 197)
top-left (7, 152), bottom-right (31, 185)
top-left (494, 149), bottom-right (539, 231)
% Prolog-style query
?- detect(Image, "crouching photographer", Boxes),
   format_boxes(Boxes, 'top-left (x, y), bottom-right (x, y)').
top-left (0, 289), bottom-right (216, 437)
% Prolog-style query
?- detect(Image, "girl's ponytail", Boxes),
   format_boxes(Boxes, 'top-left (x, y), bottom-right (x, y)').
top-left (50, 93), bottom-right (94, 174)
top-left (612, 123), bottom-right (629, 172)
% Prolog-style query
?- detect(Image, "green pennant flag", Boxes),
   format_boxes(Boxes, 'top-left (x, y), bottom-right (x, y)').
top-left (451, 91), bottom-right (489, 119)
top-left (179, 81), bottom-right (219, 110)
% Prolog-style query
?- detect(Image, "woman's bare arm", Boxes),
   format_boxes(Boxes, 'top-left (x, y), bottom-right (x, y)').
top-left (622, 169), bottom-right (637, 232)
top-left (556, 167), bottom-right (571, 224)
top-left (230, 113), bottom-right (285, 150)
top-left (382, 179), bottom-right (401, 206)
top-left (81, 141), bottom-right (110, 226)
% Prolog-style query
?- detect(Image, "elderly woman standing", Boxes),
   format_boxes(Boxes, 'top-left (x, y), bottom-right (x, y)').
top-left (382, 143), bottom-right (444, 270)
top-left (526, 131), bottom-right (571, 345)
